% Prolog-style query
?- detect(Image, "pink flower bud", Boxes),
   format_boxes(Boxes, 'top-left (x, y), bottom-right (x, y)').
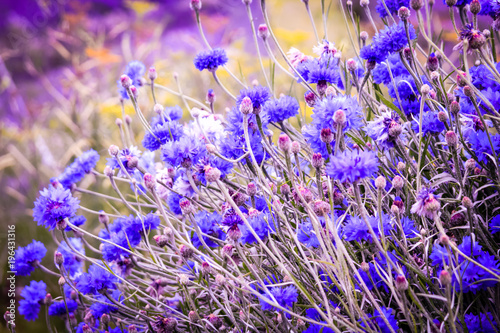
top-left (239, 96), bottom-right (253, 115)
top-left (258, 24), bottom-right (270, 39)
top-left (291, 141), bottom-right (301, 154)
top-left (120, 75), bottom-right (132, 88)
top-left (148, 67), bottom-right (157, 81)
top-left (333, 109), bottom-right (346, 127)
top-left (278, 134), bottom-right (291, 152)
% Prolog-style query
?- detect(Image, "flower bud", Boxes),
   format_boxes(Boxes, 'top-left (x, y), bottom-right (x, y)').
top-left (312, 200), bottom-right (330, 216)
top-left (325, 86), bottom-right (336, 97)
top-left (439, 233), bottom-right (450, 245)
top-left (128, 156), bottom-right (139, 169)
top-left (304, 91), bottom-right (317, 107)
top-left (129, 85), bottom-right (138, 99)
top-left (179, 244), bottom-right (194, 259)
top-left (470, 0), bottom-right (481, 15)
top-left (465, 159), bottom-right (475, 171)
top-left (178, 274), bottom-right (190, 285)
top-left (148, 67), bottom-right (157, 81)
top-left (462, 196), bottom-right (473, 209)
top-left (44, 293), bottom-right (52, 305)
top-left (239, 96), bottom-right (253, 115)
top-left (101, 313), bottom-right (110, 325)
top-left (333, 109), bottom-right (346, 127)
top-left (206, 144), bottom-right (216, 154)
top-left (410, 0), bottom-right (423, 10)
top-left (360, 31), bottom-right (369, 41)
top-left (208, 314), bottom-right (223, 329)
top-left (439, 270), bottom-right (451, 286)
top-left (438, 111), bottom-right (448, 122)
top-left (463, 85), bottom-right (474, 98)
top-left (278, 133), bottom-right (291, 152)
top-left (128, 325), bottom-right (138, 333)
top-left (120, 75), bottom-right (132, 88)
top-left (81, 324), bottom-right (92, 333)
top-left (445, 0), bottom-right (457, 6)
top-left (222, 244), bottom-right (234, 258)
top-left (115, 118), bottom-right (123, 127)
top-left (108, 145), bottom-right (119, 156)
top-left (190, 0), bottom-right (202, 11)
top-left (154, 103), bottom-right (164, 114)
top-left (189, 311), bottom-right (200, 323)
top-left (54, 251), bottom-right (64, 266)
top-left (215, 274), bottom-right (226, 286)
top-left (375, 176), bottom-right (386, 190)
top-left (144, 173), bottom-right (155, 190)
top-left (58, 276), bottom-right (66, 286)
top-left (312, 153), bottom-right (324, 168)
top-left (258, 24), bottom-right (270, 39)
top-left (317, 80), bottom-right (328, 95)
top-left (421, 84), bottom-right (430, 95)
top-left (397, 162), bottom-right (406, 172)
top-left (291, 141), bottom-right (301, 154)
top-left (204, 166), bottom-right (221, 182)
top-left (153, 234), bottom-right (169, 247)
top-left (346, 58), bottom-right (358, 72)
top-left (426, 53), bottom-right (439, 71)
top-left (456, 71), bottom-right (468, 87)
top-left (398, 6), bottom-right (410, 20)
top-left (449, 101), bottom-right (460, 115)
top-left (278, 185), bottom-right (289, 197)
top-left (239, 310), bottom-right (247, 322)
top-left (391, 205), bottom-right (400, 215)
top-left (445, 131), bottom-right (457, 149)
top-left (179, 198), bottom-right (195, 215)
top-left (360, 0), bottom-right (370, 7)
top-left (201, 261), bottom-right (211, 276)
top-left (392, 175), bottom-right (404, 189)
top-left (430, 71), bottom-right (440, 81)
top-left (395, 274), bottom-right (408, 291)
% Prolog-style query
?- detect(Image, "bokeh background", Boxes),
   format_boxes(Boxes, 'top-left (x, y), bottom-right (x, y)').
top-left (0, 0), bottom-right (472, 331)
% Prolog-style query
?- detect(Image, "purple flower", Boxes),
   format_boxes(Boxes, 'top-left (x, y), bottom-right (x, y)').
top-left (118, 61), bottom-right (145, 99)
top-left (490, 215), bottom-right (500, 234)
top-left (411, 187), bottom-right (441, 219)
top-left (236, 86), bottom-right (272, 114)
top-left (76, 264), bottom-right (119, 294)
top-left (411, 111), bottom-right (446, 135)
top-left (257, 275), bottom-right (298, 312)
top-left (33, 185), bottom-right (80, 231)
top-left (372, 54), bottom-right (408, 85)
top-left (464, 312), bottom-right (497, 332)
top-left (48, 300), bottom-right (78, 316)
top-left (142, 121), bottom-right (184, 151)
top-left (167, 192), bottom-right (183, 215)
top-left (376, 0), bottom-right (410, 17)
top-left (194, 48), bottom-right (228, 72)
top-left (161, 134), bottom-right (206, 168)
top-left (325, 149), bottom-right (379, 183)
top-left (90, 290), bottom-right (122, 319)
top-left (263, 95), bottom-right (300, 123)
top-left (298, 221), bottom-right (321, 248)
top-left (57, 149), bottom-right (100, 189)
top-left (106, 146), bottom-right (142, 176)
top-left (360, 307), bottom-right (399, 333)
top-left (15, 240), bottom-right (46, 276)
top-left (19, 280), bottom-right (46, 321)
top-left (296, 54), bottom-right (340, 85)
top-left (468, 131), bottom-right (500, 164)
top-left (191, 210), bottom-right (226, 247)
top-left (374, 21), bottom-right (417, 56)
top-left (65, 215), bottom-right (86, 232)
top-left (366, 110), bottom-right (402, 149)
top-left (343, 213), bottom-right (393, 243)
top-left (239, 212), bottom-right (276, 244)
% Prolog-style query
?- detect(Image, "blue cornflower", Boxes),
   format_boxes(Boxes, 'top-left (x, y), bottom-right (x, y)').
top-left (399, 216), bottom-right (418, 238)
top-left (142, 121), bottom-right (184, 151)
top-left (161, 134), bottom-right (206, 168)
top-left (257, 275), bottom-right (298, 312)
top-left (76, 264), bottom-right (119, 295)
top-left (163, 105), bottom-right (183, 121)
top-left (373, 21), bottom-right (417, 57)
top-left (19, 280), bottom-right (46, 321)
top-left (191, 211), bottom-right (226, 247)
top-left (372, 54), bottom-right (409, 85)
top-left (490, 215), bottom-right (500, 234)
top-left (397, 98), bottom-right (430, 117)
top-left (57, 237), bottom-right (85, 277)
top-left (443, 0), bottom-right (471, 6)
top-left (297, 221), bottom-right (321, 248)
top-left (166, 192), bottom-right (183, 215)
top-left (15, 240), bottom-right (46, 276)
top-left (194, 48), bottom-right (228, 72)
top-left (106, 146), bottom-right (142, 177)
top-left (57, 149), bottom-right (100, 189)
top-left (411, 187), bottom-right (441, 219)
top-left (468, 131), bottom-right (500, 163)
top-left (326, 149), bottom-right (379, 183)
top-left (48, 300), bottom-right (78, 316)
top-left (101, 216), bottom-right (141, 262)
top-left (360, 44), bottom-right (387, 64)
top-left (118, 60), bottom-right (145, 99)
top-left (225, 105), bottom-right (268, 137)
top-left (361, 307), bottom-right (399, 333)
top-left (128, 213), bottom-right (161, 234)
top-left (469, 63), bottom-right (500, 89)
top-left (388, 74), bottom-right (421, 100)
top-left (194, 155), bottom-right (233, 185)
top-left (65, 215), bottom-right (86, 232)
top-left (33, 186), bottom-right (79, 231)
top-left (304, 307), bottom-right (335, 333)
top-left (296, 54), bottom-right (341, 85)
top-left (343, 214), bottom-right (393, 243)
top-left (263, 95), bottom-right (300, 123)
top-left (481, 87), bottom-right (500, 112)
top-left (236, 85), bottom-right (272, 113)
top-left (90, 290), bottom-right (121, 319)
top-left (221, 207), bottom-right (244, 227)
top-left (376, 0), bottom-right (410, 17)
top-left (366, 110), bottom-right (402, 149)
top-left (240, 212), bottom-right (276, 244)
top-left (411, 111), bottom-right (446, 135)
top-left (464, 312), bottom-right (497, 332)
top-left (220, 130), bottom-right (269, 165)
top-left (311, 94), bottom-right (364, 133)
